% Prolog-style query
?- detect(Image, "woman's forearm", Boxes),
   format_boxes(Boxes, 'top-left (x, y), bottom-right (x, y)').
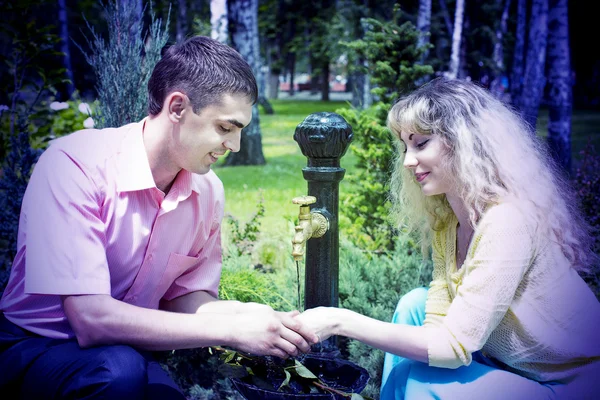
top-left (333, 308), bottom-right (430, 363)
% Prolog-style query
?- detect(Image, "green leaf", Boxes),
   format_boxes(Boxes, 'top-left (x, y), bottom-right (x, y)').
top-left (292, 360), bottom-right (318, 379)
top-left (224, 351), bottom-right (236, 363)
top-left (278, 370), bottom-right (291, 391)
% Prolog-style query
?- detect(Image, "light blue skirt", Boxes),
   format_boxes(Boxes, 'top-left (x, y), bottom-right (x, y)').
top-left (380, 287), bottom-right (572, 400)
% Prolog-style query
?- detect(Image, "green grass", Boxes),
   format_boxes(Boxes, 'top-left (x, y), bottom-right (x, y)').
top-left (213, 99), bottom-right (356, 260)
top-left (213, 101), bottom-right (600, 266)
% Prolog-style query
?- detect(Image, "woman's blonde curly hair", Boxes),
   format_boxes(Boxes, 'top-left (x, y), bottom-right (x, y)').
top-left (387, 77), bottom-right (595, 272)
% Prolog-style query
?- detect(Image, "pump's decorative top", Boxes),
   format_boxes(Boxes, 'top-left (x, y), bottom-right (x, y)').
top-left (293, 112), bottom-right (353, 161)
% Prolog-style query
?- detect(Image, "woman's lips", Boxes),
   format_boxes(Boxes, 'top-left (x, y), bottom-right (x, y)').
top-left (415, 172), bottom-right (430, 182)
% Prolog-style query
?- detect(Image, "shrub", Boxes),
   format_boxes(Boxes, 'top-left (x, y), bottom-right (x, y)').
top-left (219, 246), bottom-right (296, 312)
top-left (0, 123), bottom-right (42, 288)
top-left (46, 96), bottom-right (98, 138)
top-left (0, 1), bottom-right (64, 289)
top-left (336, 6), bottom-right (432, 252)
top-left (76, 0), bottom-right (170, 128)
top-left (338, 103), bottom-right (396, 252)
top-left (572, 142), bottom-right (600, 297)
top-left (337, 234), bottom-right (430, 399)
top-left (159, 247), bottom-right (297, 399)
top-left (226, 190), bottom-right (266, 257)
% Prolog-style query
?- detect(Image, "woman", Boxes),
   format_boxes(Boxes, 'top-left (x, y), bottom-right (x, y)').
top-left (296, 78), bottom-right (600, 399)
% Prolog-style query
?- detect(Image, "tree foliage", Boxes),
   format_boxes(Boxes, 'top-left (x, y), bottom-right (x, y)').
top-left (337, 6), bottom-right (432, 251)
top-left (0, 1), bottom-right (68, 288)
top-left (75, 0), bottom-right (170, 128)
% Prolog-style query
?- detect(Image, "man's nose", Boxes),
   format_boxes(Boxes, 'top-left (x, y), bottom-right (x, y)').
top-left (224, 132), bottom-right (241, 153)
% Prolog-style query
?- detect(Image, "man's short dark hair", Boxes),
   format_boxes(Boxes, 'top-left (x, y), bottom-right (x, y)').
top-left (147, 36), bottom-right (258, 115)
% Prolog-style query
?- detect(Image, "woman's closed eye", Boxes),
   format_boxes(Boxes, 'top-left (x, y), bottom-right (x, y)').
top-left (219, 125), bottom-right (232, 133)
top-left (401, 138), bottom-right (429, 153)
top-left (416, 139), bottom-right (429, 149)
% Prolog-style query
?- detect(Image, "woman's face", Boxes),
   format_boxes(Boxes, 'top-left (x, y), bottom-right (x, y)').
top-left (399, 131), bottom-right (454, 197)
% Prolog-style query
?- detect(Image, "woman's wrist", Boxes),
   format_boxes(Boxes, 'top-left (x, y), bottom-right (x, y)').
top-left (332, 308), bottom-right (352, 338)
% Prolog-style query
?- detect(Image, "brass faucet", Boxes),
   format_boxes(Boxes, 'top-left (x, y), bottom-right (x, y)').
top-left (291, 196), bottom-right (329, 261)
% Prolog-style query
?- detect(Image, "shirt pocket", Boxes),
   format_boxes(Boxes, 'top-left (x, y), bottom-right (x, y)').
top-left (164, 252), bottom-right (202, 280)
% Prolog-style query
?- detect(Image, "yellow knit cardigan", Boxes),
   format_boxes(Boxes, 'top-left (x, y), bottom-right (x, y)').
top-left (424, 202), bottom-right (600, 383)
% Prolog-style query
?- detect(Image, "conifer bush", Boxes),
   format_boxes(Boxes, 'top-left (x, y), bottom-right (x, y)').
top-left (338, 235), bottom-right (430, 399)
top-left (76, 0), bottom-right (170, 128)
top-left (159, 235), bottom-right (430, 399)
top-left (0, 2), bottom-right (65, 289)
top-left (0, 125), bottom-right (42, 288)
top-left (158, 249), bottom-right (295, 400)
top-left (337, 6), bottom-right (432, 252)
top-left (573, 142), bottom-right (600, 297)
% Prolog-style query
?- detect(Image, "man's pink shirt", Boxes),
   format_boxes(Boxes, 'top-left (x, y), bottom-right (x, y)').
top-left (0, 119), bottom-right (224, 339)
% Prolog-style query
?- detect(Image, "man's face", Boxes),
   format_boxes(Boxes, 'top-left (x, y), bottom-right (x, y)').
top-left (174, 94), bottom-right (252, 175)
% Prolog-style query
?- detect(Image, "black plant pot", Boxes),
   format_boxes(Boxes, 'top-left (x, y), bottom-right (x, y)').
top-left (230, 354), bottom-right (370, 400)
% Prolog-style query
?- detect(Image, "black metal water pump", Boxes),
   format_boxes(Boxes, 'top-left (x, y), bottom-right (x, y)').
top-left (291, 111), bottom-right (353, 315)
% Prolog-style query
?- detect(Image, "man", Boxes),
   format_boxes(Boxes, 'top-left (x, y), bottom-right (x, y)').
top-left (0, 36), bottom-right (317, 399)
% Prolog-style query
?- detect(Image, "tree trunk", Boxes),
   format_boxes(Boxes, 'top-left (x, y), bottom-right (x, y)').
top-left (520, 0), bottom-right (549, 130)
top-left (510, 0), bottom-right (527, 109)
top-left (288, 52), bottom-right (296, 96)
top-left (351, 16), bottom-right (371, 109)
top-left (321, 60), bottom-right (330, 101)
top-left (257, 64), bottom-right (274, 114)
top-left (417, 0), bottom-right (432, 63)
top-left (350, 61), bottom-right (372, 109)
top-left (490, 0), bottom-right (512, 98)
top-left (176, 0), bottom-right (188, 43)
top-left (224, 0), bottom-right (266, 166)
top-left (458, 13), bottom-right (469, 79)
top-left (58, 0), bottom-right (75, 99)
top-left (447, 0), bottom-right (465, 79)
top-left (286, 12), bottom-right (297, 96)
top-left (310, 52), bottom-right (319, 94)
top-left (438, 0), bottom-right (453, 35)
top-left (211, 0), bottom-right (228, 43)
top-left (264, 41), bottom-right (279, 99)
top-left (267, 71), bottom-right (279, 99)
top-left (546, 0), bottom-right (572, 174)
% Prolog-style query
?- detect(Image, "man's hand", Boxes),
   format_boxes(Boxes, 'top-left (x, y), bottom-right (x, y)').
top-left (231, 308), bottom-right (318, 359)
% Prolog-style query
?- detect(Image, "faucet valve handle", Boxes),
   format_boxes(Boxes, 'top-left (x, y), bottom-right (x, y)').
top-left (292, 195), bottom-right (316, 206)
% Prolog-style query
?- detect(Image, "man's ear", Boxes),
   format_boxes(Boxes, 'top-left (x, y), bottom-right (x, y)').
top-left (165, 92), bottom-right (189, 123)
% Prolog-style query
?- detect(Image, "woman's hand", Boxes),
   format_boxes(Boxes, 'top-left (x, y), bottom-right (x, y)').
top-left (231, 308), bottom-right (318, 358)
top-left (294, 306), bottom-right (342, 342)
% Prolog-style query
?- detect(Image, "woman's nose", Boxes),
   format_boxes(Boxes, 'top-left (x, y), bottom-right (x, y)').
top-left (403, 151), bottom-right (418, 169)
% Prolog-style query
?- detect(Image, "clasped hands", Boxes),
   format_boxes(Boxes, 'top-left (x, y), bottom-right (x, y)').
top-left (233, 302), bottom-right (337, 359)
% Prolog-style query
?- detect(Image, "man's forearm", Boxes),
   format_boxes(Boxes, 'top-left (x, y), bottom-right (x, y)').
top-left (160, 290), bottom-right (234, 314)
top-left (63, 294), bottom-right (236, 351)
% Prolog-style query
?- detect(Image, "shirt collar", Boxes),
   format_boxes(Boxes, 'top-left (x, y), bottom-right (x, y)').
top-left (167, 169), bottom-right (203, 200)
top-left (115, 118), bottom-right (201, 195)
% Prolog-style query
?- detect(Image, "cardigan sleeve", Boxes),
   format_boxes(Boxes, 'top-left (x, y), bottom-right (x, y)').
top-left (424, 229), bottom-right (452, 327)
top-left (425, 203), bottom-right (535, 369)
